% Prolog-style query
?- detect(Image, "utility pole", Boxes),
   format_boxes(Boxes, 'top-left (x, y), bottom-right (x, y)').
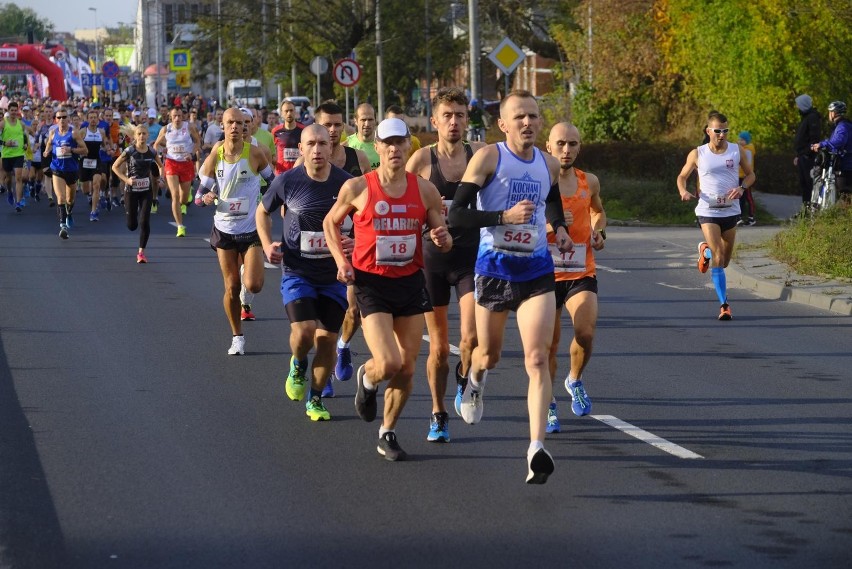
top-left (217, 0), bottom-right (223, 105)
top-left (424, 0), bottom-right (431, 129)
top-left (468, 0), bottom-right (480, 103)
top-left (376, 0), bottom-right (384, 114)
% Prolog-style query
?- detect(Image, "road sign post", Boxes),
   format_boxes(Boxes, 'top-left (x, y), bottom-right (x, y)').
top-left (487, 37), bottom-right (525, 95)
top-left (310, 56), bottom-right (329, 108)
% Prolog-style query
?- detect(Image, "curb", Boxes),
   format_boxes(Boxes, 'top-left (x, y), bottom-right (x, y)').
top-left (727, 262), bottom-right (852, 316)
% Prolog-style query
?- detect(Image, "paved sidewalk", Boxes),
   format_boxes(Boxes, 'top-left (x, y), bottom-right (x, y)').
top-left (726, 192), bottom-right (852, 316)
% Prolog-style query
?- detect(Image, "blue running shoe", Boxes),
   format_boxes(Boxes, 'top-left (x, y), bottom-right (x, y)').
top-left (427, 412), bottom-right (450, 443)
top-left (322, 377), bottom-right (335, 398)
top-left (453, 361), bottom-right (467, 417)
top-left (546, 402), bottom-right (560, 433)
top-left (65, 213), bottom-right (73, 228)
top-left (565, 379), bottom-right (592, 416)
top-left (334, 346), bottom-right (353, 381)
top-left (99, 196), bottom-right (109, 211)
top-left (19, 197), bottom-right (26, 207)
top-left (6, 190), bottom-right (14, 206)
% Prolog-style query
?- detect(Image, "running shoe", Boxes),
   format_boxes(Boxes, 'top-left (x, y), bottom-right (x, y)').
top-left (151, 200), bottom-right (158, 214)
top-left (89, 210), bottom-right (99, 222)
top-left (460, 375), bottom-right (484, 425)
top-left (14, 203), bottom-right (22, 213)
top-left (453, 361), bottom-right (468, 417)
top-left (354, 364), bottom-right (378, 422)
top-left (65, 213), bottom-right (73, 228)
top-left (334, 345), bottom-right (353, 381)
top-left (285, 356), bottom-right (308, 401)
top-left (736, 218), bottom-right (744, 227)
top-left (427, 411), bottom-right (450, 443)
top-left (227, 335), bottom-right (245, 355)
top-left (5, 190), bottom-right (13, 206)
top-left (526, 447), bottom-right (555, 484)
top-left (99, 196), bottom-right (108, 210)
top-left (176, 225), bottom-right (186, 237)
top-left (377, 432), bottom-right (407, 461)
top-left (747, 218), bottom-right (756, 226)
top-left (240, 305), bottom-right (256, 321)
top-left (322, 377), bottom-right (335, 398)
top-left (697, 242), bottom-right (711, 273)
top-left (59, 224), bottom-right (69, 240)
top-left (718, 303), bottom-right (732, 321)
top-left (112, 196), bottom-right (121, 208)
top-left (546, 402), bottom-right (561, 433)
top-left (565, 379), bottom-right (592, 417)
top-left (180, 204), bottom-right (187, 215)
top-left (136, 251), bottom-right (148, 264)
top-left (305, 396), bottom-right (331, 421)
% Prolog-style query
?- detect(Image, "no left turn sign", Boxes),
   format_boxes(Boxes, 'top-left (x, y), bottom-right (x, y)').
top-left (333, 58), bottom-right (361, 87)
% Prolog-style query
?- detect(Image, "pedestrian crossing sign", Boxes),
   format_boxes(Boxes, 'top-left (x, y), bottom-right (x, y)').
top-left (170, 49), bottom-right (191, 71)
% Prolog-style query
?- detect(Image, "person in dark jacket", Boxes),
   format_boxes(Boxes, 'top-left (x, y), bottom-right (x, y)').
top-left (793, 94), bottom-right (821, 206)
top-left (812, 101), bottom-right (851, 201)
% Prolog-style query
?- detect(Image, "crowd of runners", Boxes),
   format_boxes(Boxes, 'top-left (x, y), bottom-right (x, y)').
top-left (2, 86), bottom-right (753, 484)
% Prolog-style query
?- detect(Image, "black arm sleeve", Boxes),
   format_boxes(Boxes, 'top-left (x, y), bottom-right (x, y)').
top-left (544, 182), bottom-right (568, 231)
top-left (448, 182), bottom-right (501, 228)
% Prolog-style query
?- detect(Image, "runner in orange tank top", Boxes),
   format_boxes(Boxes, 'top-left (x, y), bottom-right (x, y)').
top-left (545, 122), bottom-right (607, 432)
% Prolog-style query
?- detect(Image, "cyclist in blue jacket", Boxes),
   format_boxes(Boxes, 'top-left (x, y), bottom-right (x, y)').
top-left (812, 101), bottom-right (851, 200)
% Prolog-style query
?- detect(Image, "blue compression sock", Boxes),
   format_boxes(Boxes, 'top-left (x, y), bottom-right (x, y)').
top-left (711, 267), bottom-right (727, 305)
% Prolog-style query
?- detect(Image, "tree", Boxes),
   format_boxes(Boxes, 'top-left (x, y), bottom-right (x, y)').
top-left (0, 2), bottom-right (54, 43)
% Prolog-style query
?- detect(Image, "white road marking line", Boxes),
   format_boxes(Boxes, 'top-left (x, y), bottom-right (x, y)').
top-left (592, 414), bottom-right (704, 459)
top-left (596, 264), bottom-right (628, 273)
top-left (422, 335), bottom-right (460, 356)
top-left (657, 282), bottom-right (704, 291)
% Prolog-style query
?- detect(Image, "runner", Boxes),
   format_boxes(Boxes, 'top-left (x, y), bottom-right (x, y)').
top-left (256, 124), bottom-right (354, 420)
top-left (448, 90), bottom-right (572, 484)
top-left (80, 109), bottom-right (109, 221)
top-left (544, 122), bottom-right (607, 433)
top-left (112, 124), bottom-right (164, 263)
top-left (154, 106), bottom-right (201, 237)
top-left (344, 103), bottom-right (380, 170)
top-left (43, 108), bottom-right (88, 238)
top-left (303, 101), bottom-right (372, 396)
top-left (271, 100), bottom-right (304, 175)
top-left (676, 111), bottom-right (755, 320)
top-left (405, 87), bottom-right (486, 442)
top-left (323, 117), bottom-right (452, 461)
top-left (195, 108), bottom-right (275, 354)
top-left (0, 101), bottom-right (28, 212)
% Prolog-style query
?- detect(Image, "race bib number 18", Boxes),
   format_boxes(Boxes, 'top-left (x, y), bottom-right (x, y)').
top-left (376, 234), bottom-right (417, 266)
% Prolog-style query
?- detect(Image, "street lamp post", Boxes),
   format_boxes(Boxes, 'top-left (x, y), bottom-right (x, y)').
top-left (89, 7), bottom-right (98, 100)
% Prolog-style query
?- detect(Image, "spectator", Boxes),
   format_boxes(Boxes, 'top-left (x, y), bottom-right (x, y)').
top-left (811, 101), bottom-right (851, 202)
top-left (793, 94), bottom-right (821, 207)
top-left (737, 131), bottom-right (756, 225)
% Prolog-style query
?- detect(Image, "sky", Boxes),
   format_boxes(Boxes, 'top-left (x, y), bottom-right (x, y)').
top-left (25, 0), bottom-right (138, 33)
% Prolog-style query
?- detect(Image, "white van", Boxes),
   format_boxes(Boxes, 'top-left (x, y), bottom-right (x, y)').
top-left (226, 79), bottom-right (264, 107)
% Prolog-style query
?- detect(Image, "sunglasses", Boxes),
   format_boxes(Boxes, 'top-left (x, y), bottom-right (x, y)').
top-left (709, 128), bottom-right (729, 134)
top-left (55, 115), bottom-right (68, 119)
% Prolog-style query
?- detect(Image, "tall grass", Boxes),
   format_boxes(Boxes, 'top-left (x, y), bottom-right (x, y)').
top-left (770, 207), bottom-right (852, 279)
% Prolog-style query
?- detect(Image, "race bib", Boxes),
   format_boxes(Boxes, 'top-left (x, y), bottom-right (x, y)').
top-left (707, 193), bottom-right (733, 209)
top-left (216, 196), bottom-right (250, 217)
top-left (550, 243), bottom-right (587, 273)
top-left (283, 147), bottom-right (299, 161)
top-left (167, 144), bottom-right (189, 160)
top-left (440, 199), bottom-right (452, 224)
top-left (376, 234), bottom-right (417, 266)
top-left (7, 140), bottom-right (18, 148)
top-left (300, 230), bottom-right (331, 258)
top-left (489, 224), bottom-right (538, 256)
top-left (83, 158), bottom-right (98, 169)
top-left (131, 177), bottom-right (151, 191)
top-left (56, 146), bottom-right (72, 158)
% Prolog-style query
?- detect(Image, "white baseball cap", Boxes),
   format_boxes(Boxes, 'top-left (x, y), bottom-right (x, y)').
top-left (376, 118), bottom-right (409, 140)
top-left (147, 108), bottom-right (157, 118)
top-left (132, 110), bottom-right (141, 116)
top-left (112, 111), bottom-right (121, 119)
top-left (239, 107), bottom-right (254, 119)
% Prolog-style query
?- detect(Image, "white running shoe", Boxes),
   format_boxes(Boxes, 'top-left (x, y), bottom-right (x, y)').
top-left (239, 264), bottom-right (255, 307)
top-left (227, 335), bottom-right (245, 355)
top-left (460, 372), bottom-right (486, 424)
top-left (526, 447), bottom-right (555, 484)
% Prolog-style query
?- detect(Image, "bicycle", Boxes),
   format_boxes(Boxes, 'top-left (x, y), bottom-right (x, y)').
top-left (810, 148), bottom-right (840, 212)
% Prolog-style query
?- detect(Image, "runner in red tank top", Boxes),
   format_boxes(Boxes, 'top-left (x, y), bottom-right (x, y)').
top-left (323, 118), bottom-right (451, 462)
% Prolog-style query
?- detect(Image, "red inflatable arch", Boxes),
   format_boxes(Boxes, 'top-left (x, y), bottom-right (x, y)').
top-left (0, 43), bottom-right (67, 101)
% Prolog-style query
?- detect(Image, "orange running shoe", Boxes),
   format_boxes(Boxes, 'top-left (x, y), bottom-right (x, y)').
top-left (697, 242), bottom-right (711, 273)
top-left (718, 303), bottom-right (732, 321)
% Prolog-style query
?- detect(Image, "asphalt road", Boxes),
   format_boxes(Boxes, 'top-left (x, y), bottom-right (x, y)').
top-left (1, 198), bottom-right (850, 569)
